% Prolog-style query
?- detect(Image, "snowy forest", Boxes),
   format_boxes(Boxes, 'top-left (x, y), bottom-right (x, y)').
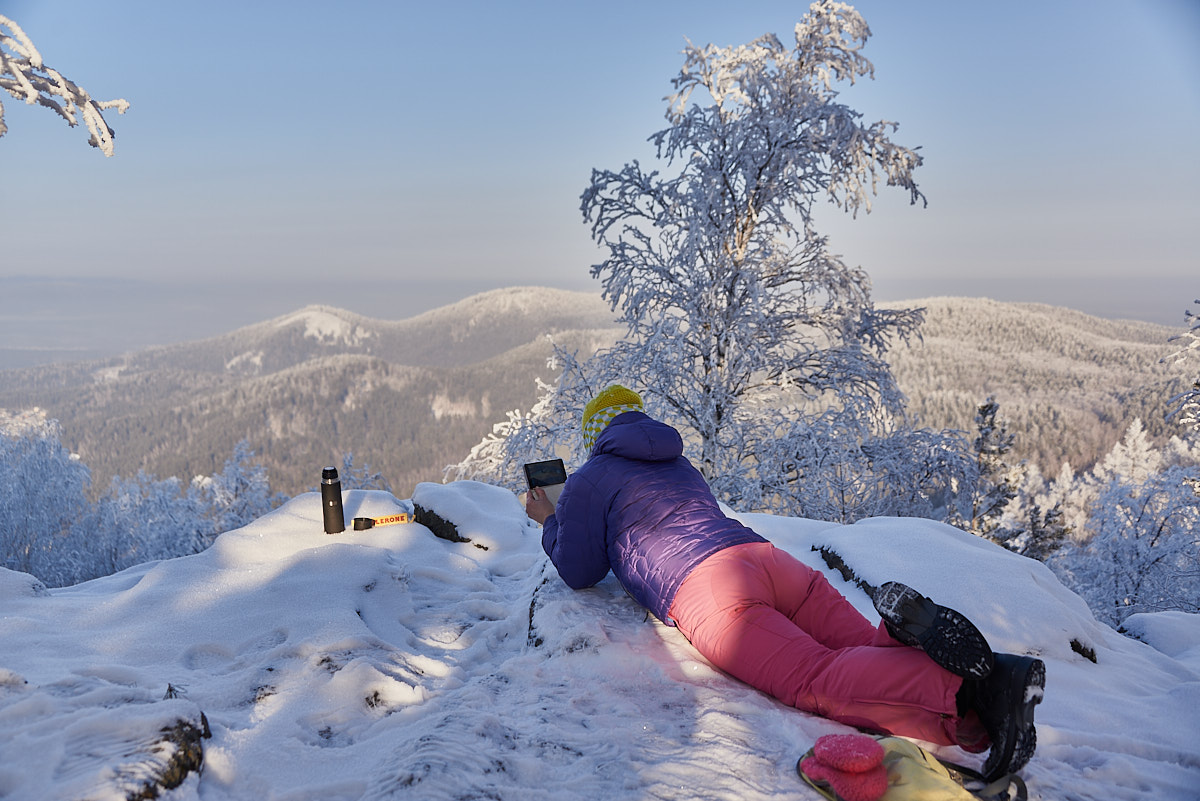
top-left (3, 3), bottom-right (1198, 631)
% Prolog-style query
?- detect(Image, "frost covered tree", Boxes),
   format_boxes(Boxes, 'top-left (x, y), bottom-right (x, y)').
top-left (742, 408), bottom-right (974, 521)
top-left (0, 416), bottom-right (90, 576)
top-left (967, 303), bottom-right (1200, 624)
top-left (996, 463), bottom-right (1070, 562)
top-left (0, 14), bottom-right (128, 154)
top-left (454, 2), bottom-right (960, 520)
top-left (195, 440), bottom-right (284, 536)
top-left (1054, 463), bottom-right (1200, 625)
top-left (1047, 302), bottom-right (1200, 624)
top-left (1016, 502), bottom-right (1069, 562)
top-left (0, 418), bottom-right (281, 586)
top-left (1048, 418), bottom-right (1200, 625)
top-left (954, 396), bottom-right (1072, 559)
top-left (1164, 299), bottom-right (1200, 494)
top-left (1047, 461), bottom-right (1091, 544)
top-left (64, 441), bottom-right (282, 584)
top-left (990, 460), bottom-right (1069, 561)
top-left (1092, 418), bottom-right (1162, 488)
top-left (336, 451), bottom-right (394, 493)
top-left (579, 0), bottom-right (925, 479)
top-left (69, 472), bottom-right (210, 582)
top-left (451, 365), bottom-right (589, 492)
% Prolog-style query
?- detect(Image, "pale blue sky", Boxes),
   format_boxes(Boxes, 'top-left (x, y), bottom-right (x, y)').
top-left (1, 1), bottom-right (1198, 360)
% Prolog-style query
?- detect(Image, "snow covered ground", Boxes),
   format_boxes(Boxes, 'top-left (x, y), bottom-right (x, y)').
top-left (1, 482), bottom-right (1197, 800)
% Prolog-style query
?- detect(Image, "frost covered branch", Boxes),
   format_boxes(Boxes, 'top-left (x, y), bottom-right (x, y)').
top-left (0, 14), bottom-right (129, 155)
top-left (1164, 299), bottom-right (1200, 434)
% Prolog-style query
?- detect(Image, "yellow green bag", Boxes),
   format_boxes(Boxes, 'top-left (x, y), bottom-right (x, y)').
top-left (797, 734), bottom-right (1027, 801)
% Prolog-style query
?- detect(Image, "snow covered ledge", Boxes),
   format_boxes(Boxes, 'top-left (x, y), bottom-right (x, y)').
top-left (1, 487), bottom-right (1197, 798)
top-left (412, 480), bottom-right (526, 551)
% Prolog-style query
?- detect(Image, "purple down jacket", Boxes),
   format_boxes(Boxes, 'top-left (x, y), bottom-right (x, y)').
top-left (541, 411), bottom-right (766, 624)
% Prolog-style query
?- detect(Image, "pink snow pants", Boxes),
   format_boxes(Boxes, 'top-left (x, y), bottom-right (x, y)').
top-left (668, 542), bottom-right (985, 749)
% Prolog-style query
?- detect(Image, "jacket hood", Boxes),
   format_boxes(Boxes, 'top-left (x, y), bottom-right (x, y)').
top-left (591, 411), bottom-right (684, 463)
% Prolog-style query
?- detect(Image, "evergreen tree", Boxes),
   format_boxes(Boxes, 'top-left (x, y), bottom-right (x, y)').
top-left (964, 397), bottom-right (1020, 540)
top-left (338, 451), bottom-right (394, 493)
top-left (993, 462), bottom-right (1070, 561)
top-left (1049, 419), bottom-right (1200, 625)
top-left (1049, 461), bottom-right (1090, 544)
top-left (1015, 502), bottom-right (1069, 562)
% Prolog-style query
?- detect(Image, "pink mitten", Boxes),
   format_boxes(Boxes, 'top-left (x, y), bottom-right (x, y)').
top-left (813, 734), bottom-right (885, 773)
top-left (799, 756), bottom-right (888, 801)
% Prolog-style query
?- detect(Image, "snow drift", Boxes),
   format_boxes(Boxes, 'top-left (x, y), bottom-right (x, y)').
top-left (0, 483), bottom-right (1197, 800)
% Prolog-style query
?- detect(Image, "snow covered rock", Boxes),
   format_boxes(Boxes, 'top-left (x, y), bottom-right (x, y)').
top-left (0, 566), bottom-right (50, 599)
top-left (412, 479), bottom-right (531, 552)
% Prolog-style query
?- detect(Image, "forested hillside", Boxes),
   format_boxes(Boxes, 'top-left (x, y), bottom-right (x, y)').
top-left (883, 297), bottom-right (1183, 475)
top-left (0, 288), bottom-right (621, 498)
top-left (0, 289), bottom-right (1182, 498)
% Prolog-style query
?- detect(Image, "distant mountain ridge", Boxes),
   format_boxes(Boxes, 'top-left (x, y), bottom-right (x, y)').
top-left (91, 286), bottom-right (621, 376)
top-left (0, 288), bottom-right (1184, 498)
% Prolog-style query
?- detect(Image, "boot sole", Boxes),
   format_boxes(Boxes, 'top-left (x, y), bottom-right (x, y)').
top-left (1005, 657), bottom-right (1045, 777)
top-left (983, 656), bottom-right (1046, 781)
top-left (873, 582), bottom-right (995, 679)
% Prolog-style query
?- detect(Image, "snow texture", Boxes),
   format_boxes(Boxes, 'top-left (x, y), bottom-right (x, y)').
top-left (1, 484), bottom-right (1197, 800)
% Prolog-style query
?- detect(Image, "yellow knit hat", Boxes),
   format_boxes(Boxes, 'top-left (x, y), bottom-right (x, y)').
top-left (581, 384), bottom-right (643, 451)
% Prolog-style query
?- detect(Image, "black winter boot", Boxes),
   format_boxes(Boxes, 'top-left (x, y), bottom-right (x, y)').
top-left (872, 581), bottom-right (995, 679)
top-left (973, 653), bottom-right (1046, 780)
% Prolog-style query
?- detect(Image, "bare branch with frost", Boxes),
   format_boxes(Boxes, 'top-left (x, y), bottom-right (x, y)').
top-left (1, 14), bottom-right (129, 155)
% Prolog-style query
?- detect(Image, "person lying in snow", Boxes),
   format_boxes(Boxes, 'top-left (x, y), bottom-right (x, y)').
top-left (524, 384), bottom-right (1046, 781)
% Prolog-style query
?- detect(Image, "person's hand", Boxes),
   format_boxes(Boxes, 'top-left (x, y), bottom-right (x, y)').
top-left (525, 486), bottom-right (555, 525)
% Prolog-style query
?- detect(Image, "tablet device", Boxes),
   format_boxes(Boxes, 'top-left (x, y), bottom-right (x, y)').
top-left (524, 458), bottom-right (567, 506)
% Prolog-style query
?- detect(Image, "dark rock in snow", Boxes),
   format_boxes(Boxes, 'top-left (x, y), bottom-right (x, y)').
top-left (413, 503), bottom-right (471, 545)
top-left (125, 714), bottom-right (211, 800)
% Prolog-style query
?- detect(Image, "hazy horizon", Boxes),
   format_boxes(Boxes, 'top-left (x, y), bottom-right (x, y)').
top-left (0, 275), bottom-right (1189, 372)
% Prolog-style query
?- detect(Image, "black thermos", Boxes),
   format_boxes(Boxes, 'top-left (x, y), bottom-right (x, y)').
top-left (321, 466), bottom-right (345, 534)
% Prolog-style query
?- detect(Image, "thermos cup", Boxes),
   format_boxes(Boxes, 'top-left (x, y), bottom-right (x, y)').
top-left (321, 466), bottom-right (345, 534)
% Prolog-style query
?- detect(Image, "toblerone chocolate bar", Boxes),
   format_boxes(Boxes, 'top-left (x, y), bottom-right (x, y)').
top-left (352, 513), bottom-right (411, 530)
